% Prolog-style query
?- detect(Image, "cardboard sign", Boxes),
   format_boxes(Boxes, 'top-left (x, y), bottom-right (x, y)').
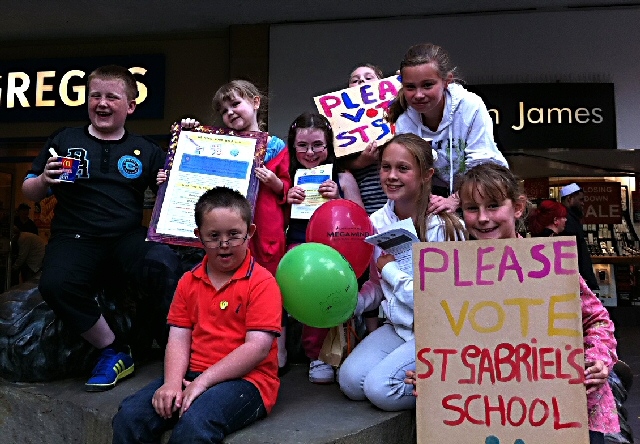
top-left (313, 75), bottom-right (401, 157)
top-left (581, 182), bottom-right (622, 224)
top-left (413, 237), bottom-right (589, 444)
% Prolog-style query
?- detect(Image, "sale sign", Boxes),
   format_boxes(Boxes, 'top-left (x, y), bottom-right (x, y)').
top-left (314, 75), bottom-right (401, 157)
top-left (413, 237), bottom-right (589, 444)
top-left (581, 182), bottom-right (622, 224)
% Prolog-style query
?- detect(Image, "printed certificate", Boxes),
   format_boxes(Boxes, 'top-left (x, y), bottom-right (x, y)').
top-left (147, 123), bottom-right (267, 247)
top-left (290, 164), bottom-right (332, 220)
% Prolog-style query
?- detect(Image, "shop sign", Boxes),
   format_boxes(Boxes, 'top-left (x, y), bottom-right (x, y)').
top-left (468, 83), bottom-right (616, 150)
top-left (0, 54), bottom-right (165, 122)
top-left (579, 181), bottom-right (622, 224)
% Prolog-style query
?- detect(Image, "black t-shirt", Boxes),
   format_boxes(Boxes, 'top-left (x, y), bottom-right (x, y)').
top-left (29, 126), bottom-right (165, 237)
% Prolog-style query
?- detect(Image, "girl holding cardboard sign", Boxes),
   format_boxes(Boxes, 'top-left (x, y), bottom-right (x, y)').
top-left (386, 43), bottom-right (508, 215)
top-left (454, 163), bottom-right (618, 444)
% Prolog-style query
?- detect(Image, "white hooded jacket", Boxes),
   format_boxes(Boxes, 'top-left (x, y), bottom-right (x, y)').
top-left (355, 200), bottom-right (464, 341)
top-left (395, 82), bottom-right (508, 193)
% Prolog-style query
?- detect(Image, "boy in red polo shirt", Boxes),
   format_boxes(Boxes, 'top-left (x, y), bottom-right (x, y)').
top-left (112, 187), bottom-right (282, 443)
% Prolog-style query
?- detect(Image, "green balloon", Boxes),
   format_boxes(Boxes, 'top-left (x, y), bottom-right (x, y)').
top-left (276, 243), bottom-right (358, 328)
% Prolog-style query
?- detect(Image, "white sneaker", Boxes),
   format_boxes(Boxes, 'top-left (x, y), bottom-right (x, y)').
top-left (309, 360), bottom-right (335, 384)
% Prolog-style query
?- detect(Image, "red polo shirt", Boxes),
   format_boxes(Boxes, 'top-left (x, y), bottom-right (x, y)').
top-left (167, 251), bottom-right (282, 413)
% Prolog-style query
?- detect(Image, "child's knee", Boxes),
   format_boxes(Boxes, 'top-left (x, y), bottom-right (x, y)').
top-left (363, 370), bottom-right (415, 411)
top-left (337, 359), bottom-right (366, 400)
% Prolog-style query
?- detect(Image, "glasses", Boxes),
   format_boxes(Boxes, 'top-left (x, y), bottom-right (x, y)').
top-left (200, 234), bottom-right (248, 248)
top-left (295, 143), bottom-right (326, 153)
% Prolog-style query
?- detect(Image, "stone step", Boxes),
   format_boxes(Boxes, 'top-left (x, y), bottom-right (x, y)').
top-left (0, 359), bottom-right (415, 444)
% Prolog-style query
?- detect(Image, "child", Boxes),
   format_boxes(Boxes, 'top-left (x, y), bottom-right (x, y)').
top-left (451, 163), bottom-right (617, 444)
top-left (159, 80), bottom-right (291, 371)
top-left (23, 65), bottom-right (181, 391)
top-left (528, 199), bottom-right (568, 236)
top-left (338, 133), bottom-right (465, 411)
top-left (343, 64), bottom-right (388, 216)
top-left (343, 64), bottom-right (389, 334)
top-left (386, 43), bottom-right (508, 214)
top-left (112, 187), bottom-right (282, 444)
top-left (285, 111), bottom-right (364, 384)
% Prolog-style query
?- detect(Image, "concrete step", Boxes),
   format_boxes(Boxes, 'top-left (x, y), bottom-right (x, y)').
top-left (0, 359), bottom-right (415, 444)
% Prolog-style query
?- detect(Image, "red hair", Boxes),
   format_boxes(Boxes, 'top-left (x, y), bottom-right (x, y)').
top-left (527, 200), bottom-right (567, 235)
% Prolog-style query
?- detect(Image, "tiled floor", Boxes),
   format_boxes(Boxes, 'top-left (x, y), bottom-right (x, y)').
top-left (616, 324), bottom-right (640, 443)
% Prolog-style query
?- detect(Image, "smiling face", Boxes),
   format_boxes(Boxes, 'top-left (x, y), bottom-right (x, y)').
top-left (380, 142), bottom-right (432, 209)
top-left (348, 66), bottom-right (380, 87)
top-left (294, 128), bottom-right (328, 169)
top-left (401, 62), bottom-right (451, 124)
top-left (220, 92), bottom-right (260, 132)
top-left (87, 78), bottom-right (136, 140)
top-left (194, 207), bottom-right (255, 276)
top-left (460, 184), bottom-right (525, 240)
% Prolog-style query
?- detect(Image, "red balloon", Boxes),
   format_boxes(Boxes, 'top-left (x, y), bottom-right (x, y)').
top-left (306, 200), bottom-right (374, 278)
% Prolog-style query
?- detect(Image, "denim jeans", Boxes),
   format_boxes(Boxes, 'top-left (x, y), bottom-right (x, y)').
top-left (338, 323), bottom-right (416, 411)
top-left (112, 377), bottom-right (266, 444)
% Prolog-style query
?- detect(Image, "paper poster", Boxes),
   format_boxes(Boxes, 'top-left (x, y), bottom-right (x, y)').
top-left (413, 237), bottom-right (589, 444)
top-left (290, 164), bottom-right (332, 220)
top-left (147, 123), bottom-right (266, 247)
top-left (314, 75), bottom-right (401, 157)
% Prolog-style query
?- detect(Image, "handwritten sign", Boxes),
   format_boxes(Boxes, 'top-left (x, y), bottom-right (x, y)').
top-left (313, 75), bottom-right (401, 157)
top-left (413, 237), bottom-right (589, 444)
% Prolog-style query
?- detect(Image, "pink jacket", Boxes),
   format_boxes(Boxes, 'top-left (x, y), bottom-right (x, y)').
top-left (580, 276), bottom-right (619, 434)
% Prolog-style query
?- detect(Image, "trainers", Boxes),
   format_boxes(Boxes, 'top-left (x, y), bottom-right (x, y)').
top-left (309, 359), bottom-right (334, 384)
top-left (85, 347), bottom-right (135, 392)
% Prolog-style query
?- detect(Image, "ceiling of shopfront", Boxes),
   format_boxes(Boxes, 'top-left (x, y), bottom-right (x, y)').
top-left (3, 0), bottom-right (640, 41)
top-left (4, 0), bottom-right (640, 178)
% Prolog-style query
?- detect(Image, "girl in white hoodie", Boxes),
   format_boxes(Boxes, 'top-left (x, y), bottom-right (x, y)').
top-left (338, 133), bottom-right (465, 411)
top-left (386, 43), bottom-right (508, 214)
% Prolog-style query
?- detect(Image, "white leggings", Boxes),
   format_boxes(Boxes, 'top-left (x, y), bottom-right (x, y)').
top-left (338, 323), bottom-right (416, 411)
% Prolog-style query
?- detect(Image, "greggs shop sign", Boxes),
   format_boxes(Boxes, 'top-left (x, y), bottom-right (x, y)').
top-left (467, 83), bottom-right (616, 150)
top-left (0, 54), bottom-right (165, 122)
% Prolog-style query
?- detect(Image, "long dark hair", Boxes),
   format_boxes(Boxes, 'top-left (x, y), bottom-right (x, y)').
top-left (287, 112), bottom-right (339, 183)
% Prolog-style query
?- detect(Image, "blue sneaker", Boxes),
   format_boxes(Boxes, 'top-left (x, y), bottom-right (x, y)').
top-left (85, 347), bottom-right (135, 392)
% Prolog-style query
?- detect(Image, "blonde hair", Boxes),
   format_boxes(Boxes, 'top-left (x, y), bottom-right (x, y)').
top-left (212, 80), bottom-right (267, 130)
top-left (379, 133), bottom-right (465, 241)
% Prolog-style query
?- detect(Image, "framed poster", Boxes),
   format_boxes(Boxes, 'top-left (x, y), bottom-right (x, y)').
top-left (147, 122), bottom-right (267, 247)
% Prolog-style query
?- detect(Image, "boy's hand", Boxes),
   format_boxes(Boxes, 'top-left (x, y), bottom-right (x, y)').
top-left (152, 382), bottom-right (183, 419)
top-left (181, 118), bottom-right (200, 129)
top-left (318, 180), bottom-right (340, 200)
top-left (377, 253), bottom-right (395, 272)
top-left (179, 377), bottom-right (208, 417)
top-left (41, 156), bottom-right (63, 185)
top-left (585, 360), bottom-right (609, 394)
top-left (156, 169), bottom-right (168, 185)
top-left (287, 186), bottom-right (306, 204)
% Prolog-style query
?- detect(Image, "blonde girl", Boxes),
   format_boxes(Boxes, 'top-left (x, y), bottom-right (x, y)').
top-left (338, 133), bottom-right (464, 411)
